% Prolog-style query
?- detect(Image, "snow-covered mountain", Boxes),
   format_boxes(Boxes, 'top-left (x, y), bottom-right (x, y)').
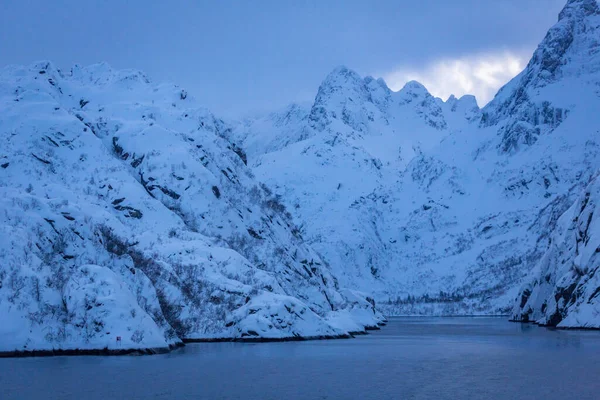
top-left (0, 62), bottom-right (385, 354)
top-left (234, 66), bottom-right (478, 168)
top-left (2, 0), bottom-right (598, 356)
top-left (233, 0), bottom-right (600, 324)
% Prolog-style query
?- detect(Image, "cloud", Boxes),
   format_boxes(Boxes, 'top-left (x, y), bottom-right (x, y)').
top-left (383, 51), bottom-right (527, 106)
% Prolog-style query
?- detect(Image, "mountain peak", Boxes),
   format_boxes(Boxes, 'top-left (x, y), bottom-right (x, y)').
top-left (533, 0), bottom-right (600, 79)
top-left (457, 94), bottom-right (478, 107)
top-left (446, 94), bottom-right (479, 109)
top-left (445, 94), bottom-right (481, 121)
top-left (483, 0), bottom-right (600, 133)
top-left (309, 66), bottom-right (387, 132)
top-left (558, 0), bottom-right (599, 21)
top-left (402, 80), bottom-right (428, 92)
top-left (312, 66), bottom-right (368, 104)
top-left (329, 65), bottom-right (351, 74)
top-left (321, 65), bottom-right (363, 86)
top-left (313, 66), bottom-right (365, 103)
top-left (396, 80), bottom-right (432, 104)
top-left (393, 80), bottom-right (448, 129)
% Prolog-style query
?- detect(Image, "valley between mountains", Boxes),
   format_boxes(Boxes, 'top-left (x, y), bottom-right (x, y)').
top-left (1, 0), bottom-right (599, 354)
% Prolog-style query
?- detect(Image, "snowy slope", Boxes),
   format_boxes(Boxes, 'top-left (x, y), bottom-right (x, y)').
top-left (230, 103), bottom-right (312, 162)
top-left (0, 62), bottom-right (384, 353)
top-left (237, 0), bottom-right (600, 323)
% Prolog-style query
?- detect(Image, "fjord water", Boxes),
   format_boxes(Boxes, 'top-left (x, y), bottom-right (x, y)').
top-left (2, 317), bottom-right (599, 400)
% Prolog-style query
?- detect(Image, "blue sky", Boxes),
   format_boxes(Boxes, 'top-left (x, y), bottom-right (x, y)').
top-left (0, 0), bottom-right (566, 116)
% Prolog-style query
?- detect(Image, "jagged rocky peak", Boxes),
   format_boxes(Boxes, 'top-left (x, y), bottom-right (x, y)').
top-left (396, 80), bottom-right (431, 103)
top-left (364, 75), bottom-right (390, 90)
top-left (308, 65), bottom-right (391, 132)
top-left (445, 94), bottom-right (481, 121)
top-left (445, 94), bottom-right (479, 112)
top-left (311, 65), bottom-right (392, 107)
top-left (446, 94), bottom-right (478, 109)
top-left (319, 65), bottom-right (364, 88)
top-left (363, 75), bottom-right (393, 108)
top-left (480, 0), bottom-right (600, 153)
top-left (487, 0), bottom-right (599, 111)
top-left (528, 0), bottom-right (600, 84)
top-left (559, 0), bottom-right (599, 21)
top-left (393, 80), bottom-right (448, 130)
top-left (445, 94), bottom-right (458, 106)
top-left (308, 66), bottom-right (463, 132)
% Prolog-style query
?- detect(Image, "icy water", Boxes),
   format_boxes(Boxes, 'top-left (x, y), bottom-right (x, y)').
top-left (2, 317), bottom-right (600, 400)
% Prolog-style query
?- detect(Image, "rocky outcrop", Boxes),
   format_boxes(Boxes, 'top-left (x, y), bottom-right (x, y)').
top-left (512, 174), bottom-right (600, 328)
top-left (482, 0), bottom-right (600, 153)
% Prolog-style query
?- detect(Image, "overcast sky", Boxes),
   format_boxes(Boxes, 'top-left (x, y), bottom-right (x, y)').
top-left (0, 0), bottom-right (566, 116)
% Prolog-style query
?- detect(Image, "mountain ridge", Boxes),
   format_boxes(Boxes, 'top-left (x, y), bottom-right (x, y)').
top-left (235, 0), bottom-right (600, 325)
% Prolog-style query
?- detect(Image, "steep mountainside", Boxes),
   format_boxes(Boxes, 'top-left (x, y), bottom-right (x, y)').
top-left (512, 173), bottom-right (600, 328)
top-left (0, 62), bottom-right (384, 353)
top-left (235, 0), bottom-right (600, 321)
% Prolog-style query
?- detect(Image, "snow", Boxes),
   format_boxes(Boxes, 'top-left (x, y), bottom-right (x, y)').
top-left (62, 264), bottom-right (171, 349)
top-left (0, 61), bottom-right (383, 353)
top-left (229, 293), bottom-right (346, 340)
top-left (2, 0), bottom-right (599, 355)
top-left (231, 0), bottom-right (600, 325)
top-left (512, 173), bottom-right (600, 328)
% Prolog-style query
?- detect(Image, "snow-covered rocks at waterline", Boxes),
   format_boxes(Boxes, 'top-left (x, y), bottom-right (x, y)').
top-left (512, 174), bottom-right (600, 329)
top-left (0, 62), bottom-right (384, 354)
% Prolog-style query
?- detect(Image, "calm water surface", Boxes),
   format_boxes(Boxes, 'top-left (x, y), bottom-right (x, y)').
top-left (2, 317), bottom-right (599, 399)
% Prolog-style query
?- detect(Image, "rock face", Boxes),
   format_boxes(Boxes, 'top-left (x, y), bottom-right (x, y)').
top-left (483, 0), bottom-right (600, 153)
top-left (0, 62), bottom-right (384, 353)
top-left (512, 174), bottom-right (600, 328)
top-left (232, 0), bottom-right (600, 323)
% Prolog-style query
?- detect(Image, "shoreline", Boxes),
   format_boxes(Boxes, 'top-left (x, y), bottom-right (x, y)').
top-left (183, 333), bottom-right (353, 343)
top-left (385, 314), bottom-right (511, 318)
top-left (0, 325), bottom-right (386, 358)
top-left (12, 317), bottom-right (595, 358)
top-left (0, 342), bottom-right (185, 358)
top-left (508, 319), bottom-right (600, 331)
